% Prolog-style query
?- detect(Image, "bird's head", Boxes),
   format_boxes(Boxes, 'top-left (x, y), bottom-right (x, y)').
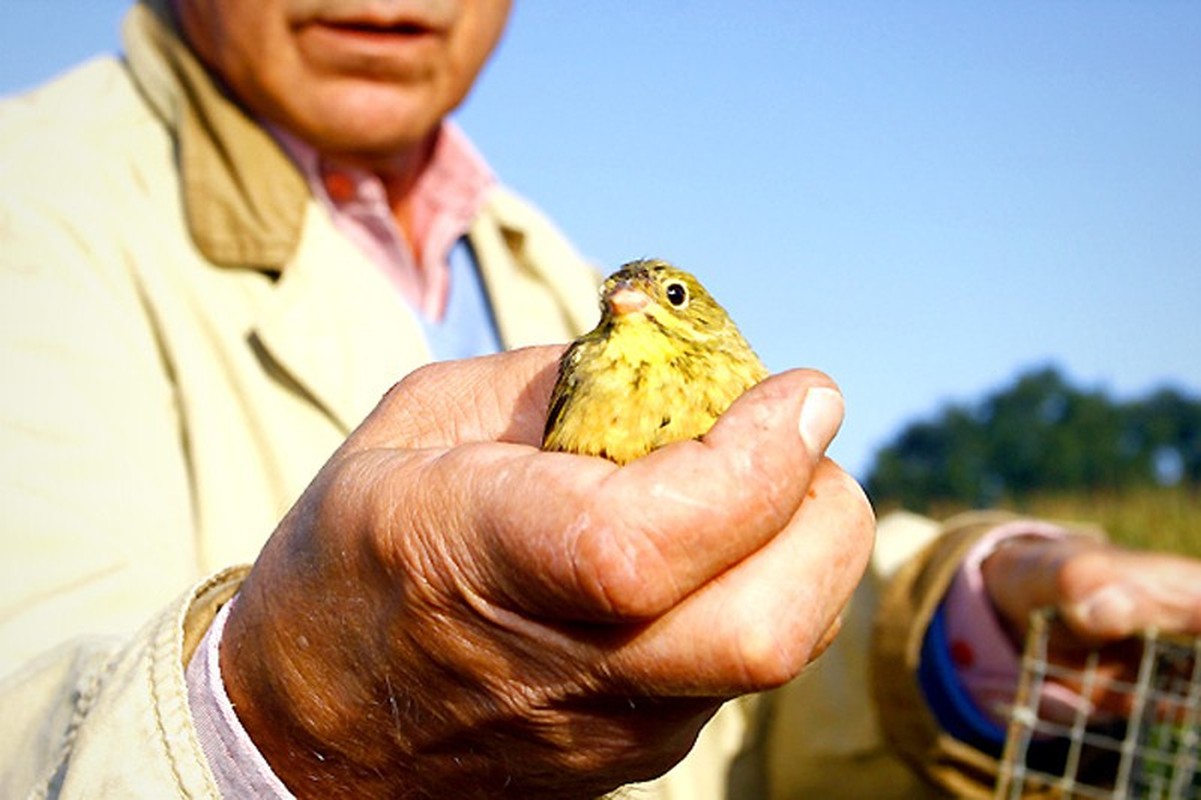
top-left (598, 259), bottom-right (732, 342)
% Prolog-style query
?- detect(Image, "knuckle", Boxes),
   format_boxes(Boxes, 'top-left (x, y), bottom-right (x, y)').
top-left (735, 618), bottom-right (811, 688)
top-left (571, 515), bottom-right (679, 619)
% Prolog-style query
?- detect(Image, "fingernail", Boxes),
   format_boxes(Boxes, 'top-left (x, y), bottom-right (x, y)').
top-left (1070, 584), bottom-right (1137, 637)
top-left (799, 387), bottom-right (844, 457)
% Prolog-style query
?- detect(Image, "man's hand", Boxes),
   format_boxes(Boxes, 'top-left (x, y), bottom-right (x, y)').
top-left (219, 346), bottom-right (875, 799)
top-left (983, 535), bottom-right (1201, 717)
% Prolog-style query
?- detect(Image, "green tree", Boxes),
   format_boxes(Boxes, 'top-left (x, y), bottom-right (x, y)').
top-left (866, 365), bottom-right (1201, 511)
top-left (1129, 388), bottom-right (1201, 484)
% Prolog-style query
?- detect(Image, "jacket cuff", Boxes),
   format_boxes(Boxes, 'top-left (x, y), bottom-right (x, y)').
top-left (187, 595), bottom-right (297, 798)
top-left (870, 510), bottom-right (1026, 799)
top-left (43, 566), bottom-right (249, 797)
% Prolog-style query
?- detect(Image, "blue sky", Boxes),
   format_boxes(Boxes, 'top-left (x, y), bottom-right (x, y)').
top-left (2, 2), bottom-right (1199, 479)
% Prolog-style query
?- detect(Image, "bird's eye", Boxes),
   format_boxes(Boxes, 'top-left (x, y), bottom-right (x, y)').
top-left (664, 281), bottom-right (689, 308)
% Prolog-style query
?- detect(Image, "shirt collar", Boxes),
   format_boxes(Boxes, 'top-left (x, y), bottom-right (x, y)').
top-left (270, 122), bottom-right (495, 268)
top-left (269, 122), bottom-right (495, 318)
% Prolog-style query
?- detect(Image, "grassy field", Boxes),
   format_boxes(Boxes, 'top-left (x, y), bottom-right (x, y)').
top-left (906, 483), bottom-right (1201, 557)
top-left (1006, 484), bottom-right (1201, 557)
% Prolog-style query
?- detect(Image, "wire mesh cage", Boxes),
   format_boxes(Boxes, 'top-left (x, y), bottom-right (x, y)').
top-left (995, 609), bottom-right (1201, 799)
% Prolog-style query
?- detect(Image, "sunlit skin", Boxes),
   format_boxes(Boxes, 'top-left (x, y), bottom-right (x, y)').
top-left (175, 0), bottom-right (511, 180)
top-left (544, 259), bottom-right (769, 464)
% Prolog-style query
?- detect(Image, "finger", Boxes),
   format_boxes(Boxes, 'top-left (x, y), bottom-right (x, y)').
top-left (582, 371), bottom-right (845, 618)
top-left (987, 538), bottom-right (1201, 642)
top-left (468, 370), bottom-right (846, 621)
top-left (596, 459), bottom-right (875, 694)
top-left (982, 537), bottom-right (1084, 639)
top-left (1057, 548), bottom-right (1201, 640)
top-left (351, 345), bottom-right (565, 451)
top-left (368, 369), bottom-right (844, 624)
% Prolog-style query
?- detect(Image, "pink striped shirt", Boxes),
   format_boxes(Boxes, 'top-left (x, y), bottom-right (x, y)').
top-left (271, 121), bottom-right (495, 320)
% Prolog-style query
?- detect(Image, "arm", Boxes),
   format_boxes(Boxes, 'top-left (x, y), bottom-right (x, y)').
top-left (872, 514), bottom-right (1201, 797)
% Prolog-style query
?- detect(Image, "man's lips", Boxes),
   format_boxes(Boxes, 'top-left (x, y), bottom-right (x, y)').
top-left (305, 13), bottom-right (445, 37)
top-left (293, 17), bottom-right (445, 76)
top-left (304, 19), bottom-right (440, 44)
top-left (319, 19), bottom-right (430, 34)
top-left (293, 2), bottom-right (454, 36)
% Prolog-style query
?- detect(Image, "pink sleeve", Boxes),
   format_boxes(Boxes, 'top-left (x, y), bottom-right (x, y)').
top-left (186, 597), bottom-right (297, 799)
top-left (943, 519), bottom-right (1090, 726)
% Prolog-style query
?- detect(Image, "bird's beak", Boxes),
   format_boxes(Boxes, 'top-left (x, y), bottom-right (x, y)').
top-left (607, 281), bottom-right (650, 316)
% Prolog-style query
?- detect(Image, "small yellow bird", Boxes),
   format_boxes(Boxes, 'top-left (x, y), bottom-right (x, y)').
top-left (542, 258), bottom-right (769, 464)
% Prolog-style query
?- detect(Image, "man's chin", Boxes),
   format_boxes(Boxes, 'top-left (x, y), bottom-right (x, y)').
top-left (283, 88), bottom-right (446, 167)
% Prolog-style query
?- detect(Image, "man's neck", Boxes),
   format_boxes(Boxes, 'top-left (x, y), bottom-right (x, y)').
top-left (365, 134), bottom-right (438, 261)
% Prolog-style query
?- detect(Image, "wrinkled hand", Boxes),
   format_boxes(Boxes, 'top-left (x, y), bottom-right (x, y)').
top-left (983, 535), bottom-right (1201, 717)
top-left (220, 346), bottom-right (875, 799)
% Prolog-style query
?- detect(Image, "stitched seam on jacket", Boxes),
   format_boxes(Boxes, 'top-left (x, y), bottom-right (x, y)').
top-left (149, 574), bottom-right (236, 800)
top-left (26, 649), bottom-right (119, 800)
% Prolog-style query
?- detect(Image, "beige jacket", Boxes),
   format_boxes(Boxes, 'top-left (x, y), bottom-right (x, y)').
top-left (0, 3), bottom-right (1023, 797)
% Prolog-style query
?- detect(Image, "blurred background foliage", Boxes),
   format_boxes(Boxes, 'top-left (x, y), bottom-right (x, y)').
top-left (866, 366), bottom-right (1201, 556)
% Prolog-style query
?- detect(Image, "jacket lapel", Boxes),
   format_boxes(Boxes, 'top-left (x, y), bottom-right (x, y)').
top-left (471, 188), bottom-right (600, 348)
top-left (252, 204), bottom-right (433, 433)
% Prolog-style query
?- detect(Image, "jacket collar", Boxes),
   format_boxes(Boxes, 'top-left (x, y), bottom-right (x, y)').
top-left (122, 0), bottom-right (308, 270)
